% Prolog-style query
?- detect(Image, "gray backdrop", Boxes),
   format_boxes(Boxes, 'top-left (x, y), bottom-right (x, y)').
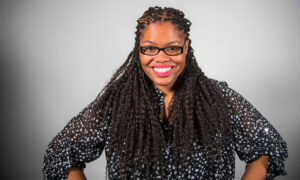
top-left (1, 0), bottom-right (299, 179)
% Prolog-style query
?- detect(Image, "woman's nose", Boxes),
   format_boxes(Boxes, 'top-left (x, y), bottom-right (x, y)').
top-left (154, 50), bottom-right (170, 62)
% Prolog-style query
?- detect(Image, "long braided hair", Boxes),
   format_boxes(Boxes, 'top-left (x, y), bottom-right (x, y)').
top-left (93, 6), bottom-right (230, 179)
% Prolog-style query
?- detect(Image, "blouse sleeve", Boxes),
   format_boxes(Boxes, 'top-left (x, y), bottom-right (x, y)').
top-left (43, 95), bottom-right (108, 179)
top-left (217, 81), bottom-right (288, 179)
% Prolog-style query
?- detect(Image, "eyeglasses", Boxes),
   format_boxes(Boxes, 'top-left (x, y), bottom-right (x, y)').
top-left (140, 40), bottom-right (186, 56)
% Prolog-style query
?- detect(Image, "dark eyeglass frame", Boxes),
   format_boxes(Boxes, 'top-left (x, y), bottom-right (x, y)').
top-left (140, 39), bottom-right (187, 56)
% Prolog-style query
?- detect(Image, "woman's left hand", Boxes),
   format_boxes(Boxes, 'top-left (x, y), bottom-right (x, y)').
top-left (242, 155), bottom-right (269, 180)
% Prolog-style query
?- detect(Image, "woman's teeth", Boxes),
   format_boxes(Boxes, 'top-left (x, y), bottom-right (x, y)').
top-left (153, 67), bottom-right (172, 73)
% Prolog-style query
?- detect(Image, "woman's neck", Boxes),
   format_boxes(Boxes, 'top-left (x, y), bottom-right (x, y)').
top-left (155, 84), bottom-right (174, 97)
top-left (155, 84), bottom-right (175, 124)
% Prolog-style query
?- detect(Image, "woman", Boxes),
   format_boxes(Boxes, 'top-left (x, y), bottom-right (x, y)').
top-left (43, 6), bottom-right (287, 180)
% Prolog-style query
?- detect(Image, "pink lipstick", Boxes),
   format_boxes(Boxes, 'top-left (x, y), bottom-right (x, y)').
top-left (151, 65), bottom-right (174, 77)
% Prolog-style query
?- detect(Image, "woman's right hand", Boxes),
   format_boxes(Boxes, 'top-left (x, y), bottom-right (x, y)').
top-left (67, 167), bottom-right (87, 180)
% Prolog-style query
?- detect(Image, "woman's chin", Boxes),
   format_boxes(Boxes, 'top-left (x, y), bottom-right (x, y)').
top-left (153, 79), bottom-right (176, 89)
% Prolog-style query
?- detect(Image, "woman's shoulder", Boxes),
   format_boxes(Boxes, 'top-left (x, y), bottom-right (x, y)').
top-left (207, 78), bottom-right (229, 90)
top-left (206, 78), bottom-right (237, 100)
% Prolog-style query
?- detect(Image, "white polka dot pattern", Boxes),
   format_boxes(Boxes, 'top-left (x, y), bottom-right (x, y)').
top-left (43, 79), bottom-right (287, 179)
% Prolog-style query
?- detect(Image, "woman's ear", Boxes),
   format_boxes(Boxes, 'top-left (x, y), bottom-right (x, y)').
top-left (184, 39), bottom-right (189, 54)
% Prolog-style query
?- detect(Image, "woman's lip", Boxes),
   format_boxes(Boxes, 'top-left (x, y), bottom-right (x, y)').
top-left (151, 65), bottom-right (174, 68)
top-left (151, 66), bottom-right (175, 77)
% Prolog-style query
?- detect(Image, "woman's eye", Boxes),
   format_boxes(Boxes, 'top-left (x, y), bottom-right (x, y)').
top-left (166, 47), bottom-right (181, 52)
top-left (144, 47), bottom-right (157, 52)
top-left (148, 47), bottom-right (155, 50)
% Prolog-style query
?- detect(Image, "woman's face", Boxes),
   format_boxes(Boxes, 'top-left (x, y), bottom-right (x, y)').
top-left (139, 22), bottom-right (189, 92)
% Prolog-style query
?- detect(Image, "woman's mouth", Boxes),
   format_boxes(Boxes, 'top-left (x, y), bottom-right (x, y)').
top-left (152, 65), bottom-right (174, 77)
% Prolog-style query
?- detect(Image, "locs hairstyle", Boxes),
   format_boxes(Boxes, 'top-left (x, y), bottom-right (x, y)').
top-left (92, 7), bottom-right (230, 179)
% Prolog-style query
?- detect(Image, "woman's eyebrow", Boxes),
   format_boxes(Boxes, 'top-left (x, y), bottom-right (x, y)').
top-left (140, 40), bottom-right (182, 46)
top-left (166, 40), bottom-right (182, 45)
top-left (140, 40), bottom-right (156, 45)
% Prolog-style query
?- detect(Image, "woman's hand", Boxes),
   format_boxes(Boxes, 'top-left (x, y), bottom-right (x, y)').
top-left (242, 155), bottom-right (269, 180)
top-left (67, 167), bottom-right (87, 180)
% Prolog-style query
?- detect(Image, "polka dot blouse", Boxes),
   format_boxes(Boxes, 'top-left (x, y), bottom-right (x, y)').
top-left (43, 79), bottom-right (288, 179)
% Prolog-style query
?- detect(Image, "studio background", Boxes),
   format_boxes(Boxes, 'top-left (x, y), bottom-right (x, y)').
top-left (1, 0), bottom-right (299, 179)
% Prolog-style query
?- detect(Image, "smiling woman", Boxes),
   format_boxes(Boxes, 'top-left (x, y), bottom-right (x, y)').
top-left (139, 22), bottom-right (188, 95)
top-left (43, 6), bottom-right (288, 180)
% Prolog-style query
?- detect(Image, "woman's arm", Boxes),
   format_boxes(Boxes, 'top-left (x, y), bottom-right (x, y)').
top-left (67, 167), bottom-right (87, 180)
top-left (215, 80), bottom-right (288, 179)
top-left (242, 155), bottom-right (269, 180)
top-left (43, 95), bottom-right (108, 179)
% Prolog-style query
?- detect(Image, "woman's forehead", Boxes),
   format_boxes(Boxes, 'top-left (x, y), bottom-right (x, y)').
top-left (140, 22), bottom-right (185, 43)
